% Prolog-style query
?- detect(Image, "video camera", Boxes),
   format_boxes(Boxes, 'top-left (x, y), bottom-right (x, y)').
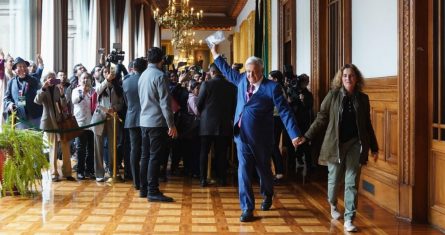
top-left (163, 55), bottom-right (174, 65)
top-left (232, 63), bottom-right (243, 71)
top-left (106, 43), bottom-right (125, 64)
top-left (284, 65), bottom-right (299, 88)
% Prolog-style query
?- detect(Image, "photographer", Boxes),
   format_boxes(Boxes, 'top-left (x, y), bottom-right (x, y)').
top-left (286, 72), bottom-right (314, 173)
top-left (34, 72), bottom-right (73, 181)
top-left (105, 48), bottom-right (131, 180)
top-left (92, 65), bottom-right (124, 182)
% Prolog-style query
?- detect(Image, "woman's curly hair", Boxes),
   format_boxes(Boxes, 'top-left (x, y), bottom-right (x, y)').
top-left (331, 64), bottom-right (364, 92)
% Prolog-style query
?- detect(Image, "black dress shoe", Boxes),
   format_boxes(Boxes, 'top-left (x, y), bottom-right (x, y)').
top-left (217, 179), bottom-right (227, 187)
top-left (65, 176), bottom-right (76, 181)
top-left (261, 195), bottom-right (273, 211)
top-left (159, 176), bottom-right (168, 183)
top-left (139, 189), bottom-right (148, 198)
top-left (85, 172), bottom-right (95, 180)
top-left (200, 179), bottom-right (208, 187)
top-left (147, 193), bottom-right (174, 202)
top-left (274, 177), bottom-right (284, 185)
top-left (240, 210), bottom-right (254, 222)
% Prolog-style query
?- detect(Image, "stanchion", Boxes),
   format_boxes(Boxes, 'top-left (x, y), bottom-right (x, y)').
top-left (107, 112), bottom-right (123, 183)
top-left (11, 111), bottom-right (15, 130)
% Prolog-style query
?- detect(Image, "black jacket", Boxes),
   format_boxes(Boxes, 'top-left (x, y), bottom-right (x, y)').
top-left (197, 75), bottom-right (237, 136)
top-left (305, 87), bottom-right (379, 165)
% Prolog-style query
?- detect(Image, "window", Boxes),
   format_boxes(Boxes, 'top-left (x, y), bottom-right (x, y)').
top-left (0, 0), bottom-right (37, 60)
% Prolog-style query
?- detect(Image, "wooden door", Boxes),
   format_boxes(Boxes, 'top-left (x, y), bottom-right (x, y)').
top-left (279, 0), bottom-right (295, 72)
top-left (429, 0), bottom-right (445, 229)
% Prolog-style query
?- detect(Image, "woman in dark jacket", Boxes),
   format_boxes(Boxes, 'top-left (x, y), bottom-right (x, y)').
top-left (298, 64), bottom-right (378, 232)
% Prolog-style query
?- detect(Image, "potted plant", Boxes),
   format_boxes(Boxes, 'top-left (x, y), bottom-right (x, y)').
top-left (0, 116), bottom-right (49, 196)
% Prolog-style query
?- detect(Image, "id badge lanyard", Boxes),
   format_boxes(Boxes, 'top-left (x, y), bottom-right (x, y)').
top-left (17, 79), bottom-right (28, 108)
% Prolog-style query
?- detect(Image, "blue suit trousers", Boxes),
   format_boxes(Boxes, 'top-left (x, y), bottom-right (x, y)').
top-left (235, 134), bottom-right (274, 211)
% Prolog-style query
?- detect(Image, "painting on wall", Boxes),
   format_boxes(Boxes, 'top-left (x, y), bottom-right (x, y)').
top-left (194, 48), bottom-right (210, 71)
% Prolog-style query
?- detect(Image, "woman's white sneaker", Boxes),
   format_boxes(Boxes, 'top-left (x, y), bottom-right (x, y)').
top-left (344, 220), bottom-right (357, 232)
top-left (330, 205), bottom-right (341, 220)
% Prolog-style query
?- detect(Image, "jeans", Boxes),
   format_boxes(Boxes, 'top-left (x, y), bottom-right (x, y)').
top-left (327, 138), bottom-right (361, 221)
top-left (76, 130), bottom-right (94, 175)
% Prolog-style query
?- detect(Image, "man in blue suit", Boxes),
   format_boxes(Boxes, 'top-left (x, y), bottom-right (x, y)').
top-left (123, 58), bottom-right (148, 190)
top-left (211, 45), bottom-right (301, 222)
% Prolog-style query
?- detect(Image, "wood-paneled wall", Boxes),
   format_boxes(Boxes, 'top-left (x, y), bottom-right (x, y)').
top-left (360, 77), bottom-right (399, 213)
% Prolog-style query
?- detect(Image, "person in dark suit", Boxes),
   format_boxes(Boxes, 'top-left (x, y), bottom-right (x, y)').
top-left (123, 58), bottom-right (147, 190)
top-left (211, 45), bottom-right (302, 222)
top-left (197, 63), bottom-right (237, 187)
top-left (3, 57), bottom-right (43, 129)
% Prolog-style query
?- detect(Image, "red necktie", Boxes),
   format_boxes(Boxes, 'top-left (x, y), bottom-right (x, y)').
top-left (246, 84), bottom-right (255, 102)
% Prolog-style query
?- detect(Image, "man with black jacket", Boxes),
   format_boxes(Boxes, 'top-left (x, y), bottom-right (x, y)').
top-left (197, 63), bottom-right (237, 187)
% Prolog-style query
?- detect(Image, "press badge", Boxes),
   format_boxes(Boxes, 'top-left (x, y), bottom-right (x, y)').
top-left (18, 91), bottom-right (26, 107)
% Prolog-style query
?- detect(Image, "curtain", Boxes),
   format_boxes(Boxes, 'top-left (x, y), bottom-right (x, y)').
top-left (136, 5), bottom-right (146, 58)
top-left (87, 0), bottom-right (101, 71)
top-left (237, 12), bottom-right (255, 67)
top-left (262, 0), bottom-right (270, 75)
top-left (74, 0), bottom-right (89, 71)
top-left (153, 22), bottom-right (161, 48)
top-left (109, 0), bottom-right (117, 51)
top-left (233, 32), bottom-right (240, 64)
top-left (9, 0), bottom-right (36, 60)
top-left (41, 0), bottom-right (63, 74)
top-left (254, 0), bottom-right (263, 58)
top-left (122, 0), bottom-right (132, 66)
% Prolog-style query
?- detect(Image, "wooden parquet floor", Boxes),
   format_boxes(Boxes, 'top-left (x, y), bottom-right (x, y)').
top-left (0, 175), bottom-right (442, 234)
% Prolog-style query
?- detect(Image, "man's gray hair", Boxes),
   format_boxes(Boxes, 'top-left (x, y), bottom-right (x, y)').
top-left (245, 56), bottom-right (264, 68)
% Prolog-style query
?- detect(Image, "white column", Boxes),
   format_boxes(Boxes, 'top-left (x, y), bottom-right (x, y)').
top-left (153, 22), bottom-right (161, 48)
top-left (74, 0), bottom-right (89, 70)
top-left (109, 0), bottom-right (116, 51)
top-left (122, 0), bottom-right (133, 66)
top-left (136, 5), bottom-right (146, 58)
top-left (41, 0), bottom-right (63, 74)
top-left (87, 0), bottom-right (101, 71)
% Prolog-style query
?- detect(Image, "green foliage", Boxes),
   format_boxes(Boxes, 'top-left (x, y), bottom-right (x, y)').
top-left (0, 118), bottom-right (49, 197)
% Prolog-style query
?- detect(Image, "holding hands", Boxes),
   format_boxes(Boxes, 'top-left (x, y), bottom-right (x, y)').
top-left (292, 136), bottom-right (307, 148)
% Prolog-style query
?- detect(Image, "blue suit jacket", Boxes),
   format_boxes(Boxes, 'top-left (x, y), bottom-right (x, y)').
top-left (123, 72), bottom-right (141, 129)
top-left (215, 56), bottom-right (300, 148)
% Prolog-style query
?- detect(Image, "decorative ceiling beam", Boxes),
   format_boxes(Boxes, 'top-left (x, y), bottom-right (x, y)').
top-left (229, 0), bottom-right (248, 18)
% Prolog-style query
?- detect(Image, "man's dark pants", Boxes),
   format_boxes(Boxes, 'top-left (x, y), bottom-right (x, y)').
top-left (140, 127), bottom-right (169, 195)
top-left (129, 127), bottom-right (142, 188)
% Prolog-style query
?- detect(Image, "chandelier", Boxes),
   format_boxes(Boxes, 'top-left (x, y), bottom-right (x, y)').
top-left (172, 29), bottom-right (203, 51)
top-left (153, 0), bottom-right (203, 50)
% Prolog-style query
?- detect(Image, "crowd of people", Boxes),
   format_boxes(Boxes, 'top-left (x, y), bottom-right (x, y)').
top-left (0, 45), bottom-right (378, 231)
